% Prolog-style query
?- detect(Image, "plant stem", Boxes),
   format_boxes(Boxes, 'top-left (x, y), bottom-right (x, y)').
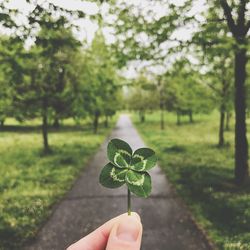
top-left (127, 188), bottom-right (131, 216)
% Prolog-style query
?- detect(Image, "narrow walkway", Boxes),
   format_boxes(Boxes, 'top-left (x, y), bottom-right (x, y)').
top-left (27, 114), bottom-right (211, 250)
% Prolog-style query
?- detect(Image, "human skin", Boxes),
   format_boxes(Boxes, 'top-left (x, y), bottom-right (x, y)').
top-left (67, 212), bottom-right (142, 250)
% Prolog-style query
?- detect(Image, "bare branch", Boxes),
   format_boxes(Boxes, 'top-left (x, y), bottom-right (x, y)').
top-left (219, 0), bottom-right (237, 36)
top-left (244, 20), bottom-right (250, 35)
top-left (206, 82), bottom-right (222, 95)
top-left (237, 0), bottom-right (247, 28)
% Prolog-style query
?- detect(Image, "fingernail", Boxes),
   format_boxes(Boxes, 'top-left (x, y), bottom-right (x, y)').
top-left (116, 217), bottom-right (140, 242)
top-left (131, 212), bottom-right (141, 222)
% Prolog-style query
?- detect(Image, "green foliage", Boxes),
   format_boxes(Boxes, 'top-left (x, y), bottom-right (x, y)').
top-left (126, 62), bottom-right (214, 126)
top-left (127, 74), bottom-right (157, 108)
top-left (0, 2), bottom-right (18, 29)
top-left (0, 9), bottom-right (121, 148)
top-left (192, 3), bottom-right (234, 114)
top-left (163, 59), bottom-right (214, 114)
top-left (133, 111), bottom-right (250, 249)
top-left (25, 15), bottom-right (80, 115)
top-left (75, 31), bottom-right (121, 132)
top-left (126, 73), bottom-right (159, 122)
top-left (109, 0), bottom-right (194, 66)
top-left (99, 138), bottom-right (157, 198)
top-left (5, 6), bottom-right (81, 150)
top-left (0, 36), bottom-right (25, 123)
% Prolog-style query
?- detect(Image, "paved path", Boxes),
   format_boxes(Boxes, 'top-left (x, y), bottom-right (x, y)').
top-left (26, 114), bottom-right (212, 250)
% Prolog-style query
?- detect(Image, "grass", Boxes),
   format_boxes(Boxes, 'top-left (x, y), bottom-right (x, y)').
top-left (0, 117), bottom-right (115, 249)
top-left (132, 111), bottom-right (250, 250)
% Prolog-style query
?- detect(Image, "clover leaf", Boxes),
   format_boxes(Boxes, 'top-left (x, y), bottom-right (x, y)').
top-left (99, 138), bottom-right (157, 215)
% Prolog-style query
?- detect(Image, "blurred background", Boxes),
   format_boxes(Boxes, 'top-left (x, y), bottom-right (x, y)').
top-left (0, 0), bottom-right (249, 249)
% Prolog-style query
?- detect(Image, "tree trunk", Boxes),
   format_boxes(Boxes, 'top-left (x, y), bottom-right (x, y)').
top-left (42, 97), bottom-right (50, 153)
top-left (218, 106), bottom-right (225, 147)
top-left (0, 119), bottom-right (4, 128)
top-left (93, 112), bottom-right (99, 134)
top-left (189, 110), bottom-right (193, 123)
top-left (234, 46), bottom-right (249, 184)
top-left (159, 88), bottom-right (165, 130)
top-left (160, 108), bottom-right (164, 130)
top-left (177, 112), bottom-right (180, 125)
top-left (53, 117), bottom-right (60, 129)
top-left (141, 114), bottom-right (145, 123)
top-left (53, 67), bottom-right (65, 129)
top-left (42, 113), bottom-right (50, 153)
top-left (140, 110), bottom-right (145, 123)
top-left (105, 115), bottom-right (109, 128)
top-left (225, 111), bottom-right (231, 131)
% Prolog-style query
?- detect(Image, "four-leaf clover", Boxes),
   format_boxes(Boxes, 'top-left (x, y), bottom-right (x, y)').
top-left (99, 138), bottom-right (157, 198)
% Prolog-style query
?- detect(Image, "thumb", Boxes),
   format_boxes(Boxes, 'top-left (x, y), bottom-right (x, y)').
top-left (106, 213), bottom-right (143, 250)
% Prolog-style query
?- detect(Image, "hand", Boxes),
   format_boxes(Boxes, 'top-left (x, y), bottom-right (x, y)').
top-left (67, 213), bottom-right (142, 250)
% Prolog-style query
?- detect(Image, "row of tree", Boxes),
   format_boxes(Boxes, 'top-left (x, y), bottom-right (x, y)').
top-left (0, 1), bottom-right (121, 152)
top-left (108, 0), bottom-right (250, 185)
top-left (126, 61), bottom-right (214, 125)
top-left (0, 0), bottom-right (249, 184)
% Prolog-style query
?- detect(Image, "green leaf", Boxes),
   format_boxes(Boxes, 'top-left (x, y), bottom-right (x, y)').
top-left (125, 170), bottom-right (151, 197)
top-left (99, 163), bottom-right (127, 188)
top-left (130, 148), bottom-right (157, 172)
top-left (107, 138), bottom-right (132, 168)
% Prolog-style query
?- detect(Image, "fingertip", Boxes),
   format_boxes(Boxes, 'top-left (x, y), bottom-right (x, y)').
top-left (106, 213), bottom-right (143, 250)
top-left (130, 212), bottom-right (141, 222)
top-left (119, 212), bottom-right (141, 222)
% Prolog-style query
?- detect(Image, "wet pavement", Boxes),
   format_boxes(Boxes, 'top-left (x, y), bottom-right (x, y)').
top-left (26, 114), bottom-right (212, 250)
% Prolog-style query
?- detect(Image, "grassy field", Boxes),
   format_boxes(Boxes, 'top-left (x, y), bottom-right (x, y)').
top-left (132, 111), bottom-right (250, 250)
top-left (0, 118), bottom-right (115, 249)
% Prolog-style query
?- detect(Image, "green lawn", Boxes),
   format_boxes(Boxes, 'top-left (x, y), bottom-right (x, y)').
top-left (132, 111), bottom-right (250, 250)
top-left (0, 118), bottom-right (115, 249)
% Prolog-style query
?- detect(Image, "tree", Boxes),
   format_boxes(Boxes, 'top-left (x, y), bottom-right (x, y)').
top-left (0, 67), bottom-right (11, 127)
top-left (109, 1), bottom-right (194, 66)
top-left (207, 57), bottom-right (233, 147)
top-left (0, 37), bottom-right (12, 127)
top-left (77, 31), bottom-right (120, 133)
top-left (111, 0), bottom-right (249, 184)
top-left (103, 90), bottom-right (123, 128)
top-left (218, 0), bottom-right (249, 184)
top-left (0, 35), bottom-right (26, 126)
top-left (127, 73), bottom-right (158, 123)
top-left (35, 20), bottom-right (79, 151)
top-left (0, 2), bottom-right (22, 127)
top-left (163, 59), bottom-right (213, 124)
top-left (246, 61), bottom-right (250, 118)
top-left (192, 14), bottom-right (234, 147)
top-left (11, 4), bottom-right (80, 152)
top-left (157, 75), bottom-right (167, 130)
top-left (0, 1), bottom-right (17, 29)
